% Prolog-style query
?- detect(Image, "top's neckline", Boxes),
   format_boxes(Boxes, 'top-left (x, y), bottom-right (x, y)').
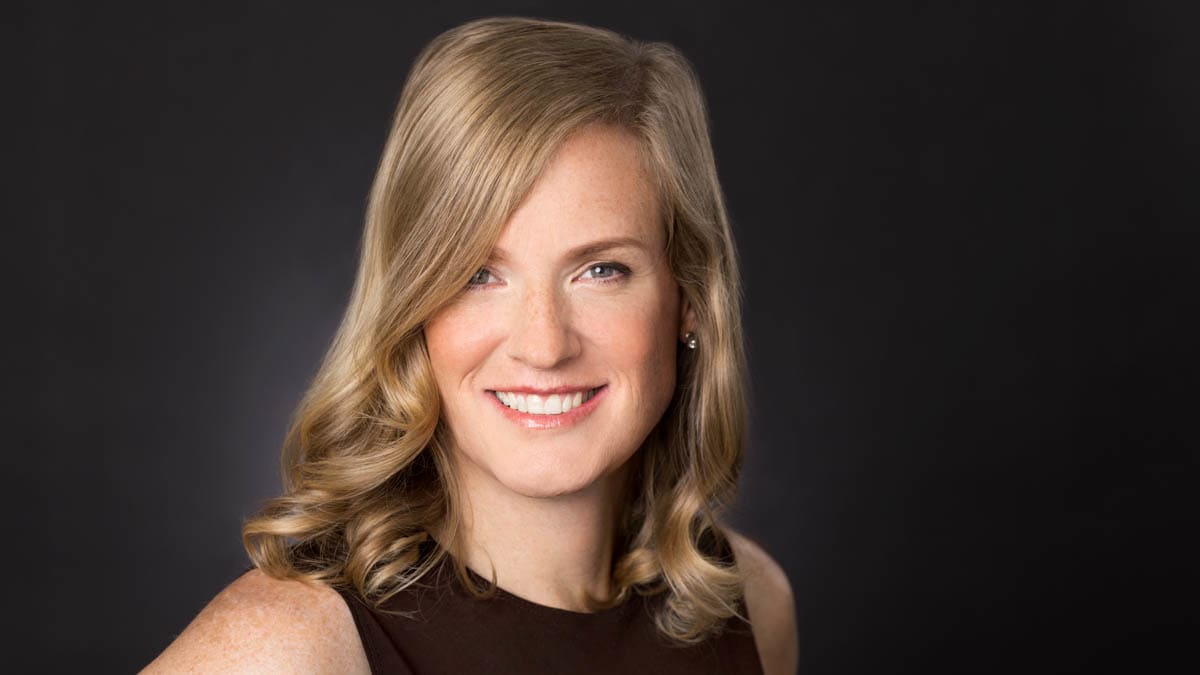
top-left (423, 537), bottom-right (639, 620)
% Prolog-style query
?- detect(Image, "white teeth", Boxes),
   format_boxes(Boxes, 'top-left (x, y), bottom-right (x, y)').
top-left (493, 388), bottom-right (598, 415)
top-left (527, 394), bottom-right (544, 414)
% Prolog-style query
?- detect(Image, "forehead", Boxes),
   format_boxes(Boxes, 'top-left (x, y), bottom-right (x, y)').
top-left (493, 124), bottom-right (663, 258)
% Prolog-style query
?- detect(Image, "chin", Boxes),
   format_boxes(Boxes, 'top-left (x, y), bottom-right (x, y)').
top-left (484, 449), bottom-right (623, 500)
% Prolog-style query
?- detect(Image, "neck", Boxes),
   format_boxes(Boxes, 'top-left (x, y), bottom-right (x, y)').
top-left (439, 454), bottom-right (633, 613)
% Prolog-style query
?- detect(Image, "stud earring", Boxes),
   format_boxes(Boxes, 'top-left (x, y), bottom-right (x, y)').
top-left (683, 331), bottom-right (698, 350)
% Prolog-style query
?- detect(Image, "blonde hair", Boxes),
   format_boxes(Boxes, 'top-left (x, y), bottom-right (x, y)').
top-left (242, 15), bottom-right (749, 643)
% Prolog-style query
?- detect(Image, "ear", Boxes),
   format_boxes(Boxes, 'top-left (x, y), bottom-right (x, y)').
top-left (678, 286), bottom-right (698, 341)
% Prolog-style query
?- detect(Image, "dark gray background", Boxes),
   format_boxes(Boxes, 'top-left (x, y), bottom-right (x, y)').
top-left (12, 1), bottom-right (1196, 673)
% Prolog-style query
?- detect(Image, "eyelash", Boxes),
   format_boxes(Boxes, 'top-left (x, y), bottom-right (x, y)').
top-left (465, 262), bottom-right (630, 290)
top-left (581, 262), bottom-right (630, 283)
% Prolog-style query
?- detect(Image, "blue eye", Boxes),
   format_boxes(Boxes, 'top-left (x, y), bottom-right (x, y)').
top-left (466, 268), bottom-right (496, 288)
top-left (581, 262), bottom-right (629, 282)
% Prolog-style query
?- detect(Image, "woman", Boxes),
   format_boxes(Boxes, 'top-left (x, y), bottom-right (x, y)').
top-left (145, 16), bottom-right (798, 675)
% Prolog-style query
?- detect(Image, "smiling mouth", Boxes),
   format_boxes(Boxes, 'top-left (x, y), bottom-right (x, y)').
top-left (489, 387), bottom-right (604, 415)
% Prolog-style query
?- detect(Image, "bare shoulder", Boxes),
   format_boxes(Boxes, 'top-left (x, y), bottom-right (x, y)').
top-left (140, 569), bottom-right (369, 674)
top-left (724, 528), bottom-right (800, 675)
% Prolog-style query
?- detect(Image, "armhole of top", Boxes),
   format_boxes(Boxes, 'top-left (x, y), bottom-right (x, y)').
top-left (715, 528), bottom-right (753, 629)
top-left (699, 526), bottom-right (763, 674)
top-left (335, 585), bottom-right (383, 675)
top-left (225, 565), bottom-right (384, 674)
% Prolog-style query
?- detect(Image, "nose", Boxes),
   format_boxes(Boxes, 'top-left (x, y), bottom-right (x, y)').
top-left (505, 283), bottom-right (582, 369)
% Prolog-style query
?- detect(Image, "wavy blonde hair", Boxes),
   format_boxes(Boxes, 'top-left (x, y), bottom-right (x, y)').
top-left (242, 15), bottom-right (749, 643)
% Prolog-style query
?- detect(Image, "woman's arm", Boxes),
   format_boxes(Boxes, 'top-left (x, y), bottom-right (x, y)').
top-left (726, 529), bottom-right (800, 675)
top-left (140, 569), bottom-right (370, 674)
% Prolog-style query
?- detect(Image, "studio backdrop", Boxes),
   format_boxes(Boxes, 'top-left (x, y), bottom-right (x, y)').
top-left (15, 2), bottom-right (1195, 673)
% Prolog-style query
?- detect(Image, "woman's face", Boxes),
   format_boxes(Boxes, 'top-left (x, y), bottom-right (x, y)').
top-left (424, 124), bottom-right (694, 500)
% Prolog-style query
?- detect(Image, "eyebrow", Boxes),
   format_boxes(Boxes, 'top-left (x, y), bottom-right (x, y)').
top-left (488, 236), bottom-right (654, 264)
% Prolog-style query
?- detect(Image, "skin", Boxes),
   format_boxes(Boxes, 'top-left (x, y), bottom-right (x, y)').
top-left (141, 123), bottom-right (799, 674)
top-left (421, 122), bottom-right (693, 613)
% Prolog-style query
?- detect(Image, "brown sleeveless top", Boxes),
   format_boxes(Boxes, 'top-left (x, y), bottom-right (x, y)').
top-left (336, 537), bottom-right (764, 674)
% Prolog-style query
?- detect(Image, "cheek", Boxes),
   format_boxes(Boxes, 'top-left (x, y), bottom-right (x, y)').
top-left (581, 286), bottom-right (678, 392)
top-left (424, 304), bottom-right (498, 400)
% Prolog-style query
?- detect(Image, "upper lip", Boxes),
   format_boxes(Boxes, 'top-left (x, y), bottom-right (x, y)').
top-left (487, 384), bottom-right (604, 395)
